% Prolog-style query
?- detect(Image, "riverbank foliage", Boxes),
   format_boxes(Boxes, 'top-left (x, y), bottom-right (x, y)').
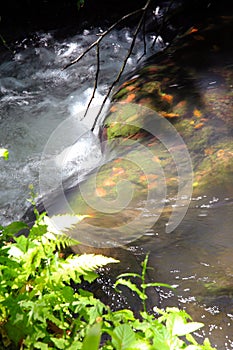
top-left (0, 205), bottom-right (215, 349)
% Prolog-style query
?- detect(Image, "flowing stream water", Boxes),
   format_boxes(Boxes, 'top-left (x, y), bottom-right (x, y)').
top-left (0, 26), bottom-right (161, 224)
top-left (0, 23), bottom-right (233, 349)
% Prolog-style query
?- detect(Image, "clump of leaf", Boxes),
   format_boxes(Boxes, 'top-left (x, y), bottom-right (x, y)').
top-left (0, 210), bottom-right (215, 349)
top-left (0, 212), bottom-right (118, 349)
top-left (0, 148), bottom-right (9, 160)
top-left (98, 254), bottom-right (215, 350)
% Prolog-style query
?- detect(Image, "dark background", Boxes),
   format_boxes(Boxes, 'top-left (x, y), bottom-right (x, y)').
top-left (0, 0), bottom-right (233, 47)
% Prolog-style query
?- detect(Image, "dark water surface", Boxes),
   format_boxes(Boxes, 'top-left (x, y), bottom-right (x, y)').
top-left (142, 196), bottom-right (233, 349)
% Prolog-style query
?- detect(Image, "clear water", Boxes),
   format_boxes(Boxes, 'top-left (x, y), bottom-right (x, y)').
top-left (0, 24), bottom-right (233, 350)
top-left (139, 196), bottom-right (233, 349)
top-left (0, 26), bottom-right (160, 224)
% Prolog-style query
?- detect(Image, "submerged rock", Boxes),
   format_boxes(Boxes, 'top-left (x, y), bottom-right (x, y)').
top-left (24, 12), bottom-right (233, 250)
top-left (100, 14), bottom-right (233, 197)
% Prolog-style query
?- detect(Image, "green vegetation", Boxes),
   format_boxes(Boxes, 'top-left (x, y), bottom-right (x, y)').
top-left (0, 209), bottom-right (117, 349)
top-left (77, 0), bottom-right (85, 10)
top-left (0, 203), bottom-right (215, 349)
top-left (0, 148), bottom-right (9, 160)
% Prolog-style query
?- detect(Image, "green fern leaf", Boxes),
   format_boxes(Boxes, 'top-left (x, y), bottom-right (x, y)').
top-left (81, 322), bottom-right (101, 350)
top-left (42, 214), bottom-right (90, 235)
top-left (112, 324), bottom-right (136, 350)
top-left (114, 278), bottom-right (147, 301)
top-left (0, 148), bottom-right (9, 160)
top-left (52, 234), bottom-right (79, 251)
top-left (67, 254), bottom-right (119, 274)
top-left (51, 254), bottom-right (118, 285)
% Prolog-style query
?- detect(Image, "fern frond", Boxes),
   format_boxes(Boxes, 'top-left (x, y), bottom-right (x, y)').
top-left (54, 234), bottom-right (80, 250)
top-left (43, 214), bottom-right (90, 235)
top-left (52, 254), bottom-right (119, 285)
top-left (67, 254), bottom-right (119, 274)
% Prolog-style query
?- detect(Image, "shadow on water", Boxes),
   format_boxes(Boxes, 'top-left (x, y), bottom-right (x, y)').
top-left (69, 194), bottom-right (233, 348)
top-left (141, 198), bottom-right (233, 349)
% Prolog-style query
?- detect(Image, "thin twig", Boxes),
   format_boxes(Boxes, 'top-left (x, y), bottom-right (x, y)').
top-left (81, 42), bottom-right (100, 120)
top-left (62, 7), bottom-right (143, 70)
top-left (91, 0), bottom-right (153, 131)
top-left (137, 16), bottom-right (147, 63)
top-left (63, 0), bottom-right (154, 131)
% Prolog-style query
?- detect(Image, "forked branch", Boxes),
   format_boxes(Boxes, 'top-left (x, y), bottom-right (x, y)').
top-left (63, 0), bottom-right (154, 130)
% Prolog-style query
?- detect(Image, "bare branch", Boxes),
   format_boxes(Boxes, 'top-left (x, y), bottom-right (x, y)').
top-left (91, 0), bottom-right (153, 131)
top-left (81, 42), bottom-right (100, 120)
top-left (63, 0), bottom-right (155, 131)
top-left (62, 7), bottom-right (143, 70)
top-left (137, 16), bottom-right (147, 63)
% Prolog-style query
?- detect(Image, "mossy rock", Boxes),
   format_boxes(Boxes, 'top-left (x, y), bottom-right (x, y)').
top-left (43, 14), bottom-right (233, 246)
top-left (100, 15), bottom-right (233, 197)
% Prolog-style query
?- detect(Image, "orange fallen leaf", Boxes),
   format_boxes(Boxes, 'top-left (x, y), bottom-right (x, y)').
top-left (194, 122), bottom-right (204, 129)
top-left (174, 100), bottom-right (187, 110)
top-left (177, 100), bottom-right (186, 107)
top-left (110, 105), bottom-right (118, 113)
top-left (130, 131), bottom-right (147, 140)
top-left (160, 111), bottom-right (179, 118)
top-left (112, 167), bottom-right (125, 175)
top-left (167, 177), bottom-right (178, 183)
top-left (110, 122), bottom-right (118, 128)
top-left (126, 85), bottom-right (136, 92)
top-left (217, 149), bottom-right (225, 158)
top-left (193, 108), bottom-right (202, 117)
top-left (152, 156), bottom-right (160, 163)
top-left (140, 174), bottom-right (158, 182)
top-left (96, 188), bottom-right (107, 197)
top-left (189, 27), bottom-right (198, 34)
top-left (204, 148), bottom-right (214, 155)
top-left (161, 93), bottom-right (173, 104)
top-left (124, 93), bottom-right (136, 103)
top-left (148, 141), bottom-right (156, 147)
top-left (103, 179), bottom-right (116, 187)
top-left (113, 158), bottom-right (122, 163)
top-left (140, 175), bottom-right (147, 182)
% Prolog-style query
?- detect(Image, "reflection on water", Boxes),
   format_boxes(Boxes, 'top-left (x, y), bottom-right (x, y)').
top-left (72, 194), bottom-right (233, 348)
top-left (135, 196), bottom-right (233, 349)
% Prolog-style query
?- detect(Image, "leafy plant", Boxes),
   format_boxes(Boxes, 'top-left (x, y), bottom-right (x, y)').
top-left (0, 148), bottom-right (9, 160)
top-left (99, 254), bottom-right (215, 350)
top-left (114, 253), bottom-right (171, 312)
top-left (0, 205), bottom-right (215, 349)
top-left (0, 211), bottom-right (118, 349)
